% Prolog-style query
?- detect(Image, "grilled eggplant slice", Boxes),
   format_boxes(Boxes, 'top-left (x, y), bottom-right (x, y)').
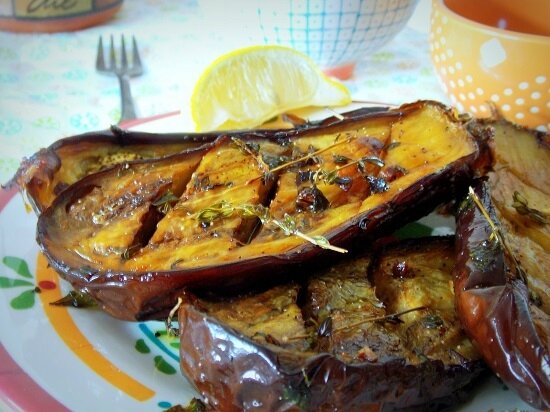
top-left (37, 101), bottom-right (492, 320)
top-left (455, 181), bottom-right (549, 409)
top-left (485, 116), bottom-right (550, 314)
top-left (178, 236), bottom-right (485, 411)
top-left (454, 115), bottom-right (550, 409)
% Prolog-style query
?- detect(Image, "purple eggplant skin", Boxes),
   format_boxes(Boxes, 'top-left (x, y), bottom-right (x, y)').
top-left (36, 101), bottom-right (493, 321)
top-left (454, 179), bottom-right (550, 409)
top-left (179, 304), bottom-right (484, 412)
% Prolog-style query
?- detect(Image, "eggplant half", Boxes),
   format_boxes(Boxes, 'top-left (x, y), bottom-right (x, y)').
top-left (178, 236), bottom-right (485, 411)
top-left (36, 101), bottom-right (492, 320)
top-left (454, 113), bottom-right (549, 409)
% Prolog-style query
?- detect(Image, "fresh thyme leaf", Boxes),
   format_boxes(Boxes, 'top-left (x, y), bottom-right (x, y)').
top-left (262, 153), bottom-right (291, 170)
top-left (196, 200), bottom-right (235, 224)
top-left (152, 190), bottom-right (179, 207)
top-left (384, 141), bottom-right (401, 151)
top-left (152, 190), bottom-right (179, 214)
top-left (512, 191), bottom-right (548, 225)
top-left (306, 145), bottom-right (321, 166)
top-left (333, 176), bottom-right (353, 191)
top-left (323, 170), bottom-right (339, 184)
top-left (121, 243), bottom-right (141, 260)
top-left (279, 213), bottom-right (297, 235)
top-left (51, 290), bottom-right (97, 308)
top-left (422, 314), bottom-right (444, 329)
top-left (193, 175), bottom-right (214, 191)
top-left (231, 137), bottom-right (259, 155)
top-left (360, 155), bottom-right (385, 168)
top-left (231, 137), bottom-right (270, 175)
top-left (249, 137), bottom-right (361, 186)
top-left (332, 154), bottom-right (351, 165)
top-left (196, 202), bottom-right (347, 253)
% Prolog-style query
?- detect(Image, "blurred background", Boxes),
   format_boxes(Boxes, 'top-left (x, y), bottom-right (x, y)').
top-left (0, 0), bottom-right (548, 184)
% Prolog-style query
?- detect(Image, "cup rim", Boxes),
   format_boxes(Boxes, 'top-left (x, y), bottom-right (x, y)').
top-left (435, 0), bottom-right (550, 43)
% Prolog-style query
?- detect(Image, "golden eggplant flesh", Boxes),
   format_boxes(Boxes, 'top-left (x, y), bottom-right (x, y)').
top-left (178, 236), bottom-right (485, 411)
top-left (10, 125), bottom-right (215, 213)
top-left (36, 101), bottom-right (491, 320)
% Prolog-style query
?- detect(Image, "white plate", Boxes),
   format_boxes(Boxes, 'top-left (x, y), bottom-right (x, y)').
top-left (0, 111), bottom-right (535, 411)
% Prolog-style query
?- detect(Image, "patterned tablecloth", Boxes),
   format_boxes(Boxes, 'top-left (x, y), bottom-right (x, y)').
top-left (0, 0), bottom-right (447, 184)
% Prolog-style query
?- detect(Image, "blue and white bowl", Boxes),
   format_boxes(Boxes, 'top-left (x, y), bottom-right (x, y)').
top-left (256, 0), bottom-right (418, 78)
top-left (198, 0), bottom-right (418, 79)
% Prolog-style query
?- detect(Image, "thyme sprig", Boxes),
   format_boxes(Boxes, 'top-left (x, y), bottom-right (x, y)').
top-left (152, 190), bottom-right (179, 214)
top-left (468, 187), bottom-right (527, 283)
top-left (311, 155), bottom-right (385, 187)
top-left (285, 306), bottom-right (426, 341)
top-left (333, 305), bottom-right (426, 333)
top-left (165, 296), bottom-right (183, 336)
top-left (231, 137), bottom-right (271, 176)
top-left (197, 200), bottom-right (347, 253)
top-left (511, 191), bottom-right (548, 225)
top-left (247, 134), bottom-right (359, 183)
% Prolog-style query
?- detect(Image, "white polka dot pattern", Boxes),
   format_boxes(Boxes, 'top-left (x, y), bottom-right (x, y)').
top-left (429, 1), bottom-right (550, 130)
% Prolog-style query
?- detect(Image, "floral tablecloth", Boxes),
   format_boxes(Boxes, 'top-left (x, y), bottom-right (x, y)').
top-left (0, 0), bottom-right (446, 184)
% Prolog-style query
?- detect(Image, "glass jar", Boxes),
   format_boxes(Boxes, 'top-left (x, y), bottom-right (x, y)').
top-left (0, 0), bottom-right (123, 32)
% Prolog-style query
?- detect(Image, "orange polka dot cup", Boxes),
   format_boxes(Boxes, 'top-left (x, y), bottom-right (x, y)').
top-left (430, 0), bottom-right (550, 131)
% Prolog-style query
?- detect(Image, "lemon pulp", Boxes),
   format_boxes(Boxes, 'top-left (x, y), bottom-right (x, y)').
top-left (190, 45), bottom-right (351, 131)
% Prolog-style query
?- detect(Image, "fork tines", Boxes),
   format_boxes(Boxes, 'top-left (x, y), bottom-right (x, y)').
top-left (96, 34), bottom-right (143, 76)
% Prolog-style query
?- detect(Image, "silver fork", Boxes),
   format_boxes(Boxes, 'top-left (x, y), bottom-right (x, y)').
top-left (96, 35), bottom-right (143, 123)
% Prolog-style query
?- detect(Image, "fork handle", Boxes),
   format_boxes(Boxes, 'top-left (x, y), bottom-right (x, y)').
top-left (117, 74), bottom-right (137, 123)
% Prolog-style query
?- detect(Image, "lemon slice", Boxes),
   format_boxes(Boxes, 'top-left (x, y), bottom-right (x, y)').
top-left (191, 45), bottom-right (351, 131)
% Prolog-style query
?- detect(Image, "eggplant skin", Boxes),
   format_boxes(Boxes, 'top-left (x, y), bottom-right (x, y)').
top-left (179, 307), bottom-right (482, 412)
top-left (453, 180), bottom-right (550, 409)
top-left (36, 100), bottom-right (494, 321)
top-left (178, 237), bottom-right (485, 412)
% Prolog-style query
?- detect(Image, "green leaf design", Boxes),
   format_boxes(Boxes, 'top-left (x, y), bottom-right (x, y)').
top-left (153, 355), bottom-right (177, 375)
top-left (135, 339), bottom-right (151, 354)
top-left (10, 289), bottom-right (35, 310)
top-left (0, 276), bottom-right (33, 288)
top-left (2, 256), bottom-right (33, 278)
top-left (394, 222), bottom-right (433, 239)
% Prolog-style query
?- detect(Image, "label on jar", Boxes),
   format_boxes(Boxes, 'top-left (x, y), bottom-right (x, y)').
top-left (2, 0), bottom-right (122, 19)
